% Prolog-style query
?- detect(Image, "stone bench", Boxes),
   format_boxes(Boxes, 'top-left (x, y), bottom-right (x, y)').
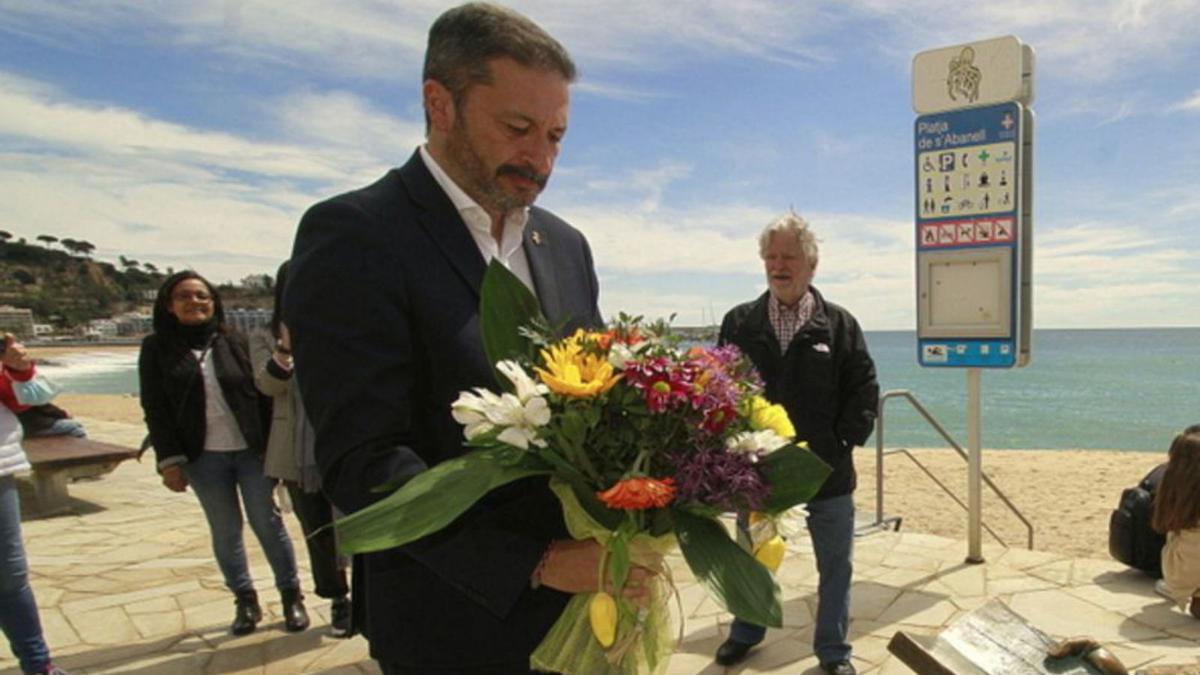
top-left (20, 436), bottom-right (141, 515)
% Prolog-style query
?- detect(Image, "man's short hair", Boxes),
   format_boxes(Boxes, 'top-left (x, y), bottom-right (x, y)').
top-left (758, 212), bottom-right (819, 264)
top-left (424, 2), bottom-right (576, 113)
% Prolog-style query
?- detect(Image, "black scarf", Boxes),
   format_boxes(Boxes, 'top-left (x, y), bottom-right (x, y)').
top-left (174, 320), bottom-right (217, 350)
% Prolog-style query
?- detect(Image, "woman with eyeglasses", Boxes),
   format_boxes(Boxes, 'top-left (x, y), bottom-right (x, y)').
top-left (138, 271), bottom-right (308, 636)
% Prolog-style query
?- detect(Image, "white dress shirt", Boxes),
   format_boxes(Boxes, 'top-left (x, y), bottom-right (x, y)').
top-left (419, 146), bottom-right (537, 296)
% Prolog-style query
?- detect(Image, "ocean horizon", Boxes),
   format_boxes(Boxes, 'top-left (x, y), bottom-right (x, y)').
top-left (36, 327), bottom-right (1199, 453)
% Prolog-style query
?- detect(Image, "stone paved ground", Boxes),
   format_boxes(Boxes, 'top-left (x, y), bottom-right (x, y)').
top-left (6, 418), bottom-right (1199, 674)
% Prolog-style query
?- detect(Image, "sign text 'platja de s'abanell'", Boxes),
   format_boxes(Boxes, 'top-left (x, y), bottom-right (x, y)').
top-left (912, 36), bottom-right (1034, 368)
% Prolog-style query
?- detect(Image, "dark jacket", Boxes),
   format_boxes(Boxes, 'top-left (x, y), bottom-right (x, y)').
top-left (138, 330), bottom-right (270, 469)
top-left (719, 288), bottom-right (879, 501)
top-left (284, 150), bottom-right (603, 669)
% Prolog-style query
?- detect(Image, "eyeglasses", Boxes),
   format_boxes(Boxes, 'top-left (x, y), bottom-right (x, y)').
top-left (171, 291), bottom-right (213, 302)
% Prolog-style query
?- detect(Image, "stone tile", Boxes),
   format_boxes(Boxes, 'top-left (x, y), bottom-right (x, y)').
top-left (1066, 581), bottom-right (1163, 614)
top-left (665, 651), bottom-right (725, 674)
top-left (304, 635), bottom-right (373, 673)
top-left (126, 595), bottom-right (181, 614)
top-left (876, 590), bottom-right (959, 628)
top-left (89, 649), bottom-right (213, 675)
top-left (870, 566), bottom-right (941, 590)
top-left (852, 634), bottom-right (895, 670)
top-left (68, 606), bottom-right (141, 645)
top-left (262, 630), bottom-right (329, 674)
top-left (738, 629), bottom-right (812, 673)
top-left (1021, 558), bottom-right (1075, 585)
top-left (850, 583), bottom-right (903, 622)
top-left (986, 573), bottom-right (1060, 595)
top-left (1007, 589), bottom-right (1166, 642)
top-left (38, 606), bottom-right (81, 650)
top-left (997, 547), bottom-right (1067, 570)
top-left (926, 564), bottom-right (987, 598)
top-left (184, 597), bottom-right (237, 632)
top-left (205, 640), bottom-right (267, 674)
top-left (1069, 557), bottom-right (1134, 585)
top-left (61, 579), bottom-right (200, 614)
top-left (131, 609), bottom-right (185, 639)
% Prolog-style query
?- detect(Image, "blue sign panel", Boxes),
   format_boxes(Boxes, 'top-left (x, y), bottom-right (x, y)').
top-left (915, 102), bottom-right (1023, 367)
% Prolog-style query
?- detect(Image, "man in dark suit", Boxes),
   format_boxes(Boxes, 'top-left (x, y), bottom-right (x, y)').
top-left (714, 213), bottom-right (879, 675)
top-left (284, 4), bottom-right (644, 673)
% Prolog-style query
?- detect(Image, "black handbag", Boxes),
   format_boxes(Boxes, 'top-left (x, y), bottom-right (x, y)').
top-left (1108, 463), bottom-right (1167, 578)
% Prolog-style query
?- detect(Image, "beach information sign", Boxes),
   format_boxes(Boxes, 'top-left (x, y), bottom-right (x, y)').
top-left (913, 37), bottom-right (1034, 369)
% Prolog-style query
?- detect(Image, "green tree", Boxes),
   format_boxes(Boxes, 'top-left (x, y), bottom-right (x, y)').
top-left (36, 234), bottom-right (57, 248)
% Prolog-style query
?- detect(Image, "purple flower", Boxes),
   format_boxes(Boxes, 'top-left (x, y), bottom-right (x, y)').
top-left (669, 442), bottom-right (768, 511)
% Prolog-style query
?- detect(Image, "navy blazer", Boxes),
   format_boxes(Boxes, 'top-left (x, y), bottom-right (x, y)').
top-left (285, 150), bottom-right (603, 669)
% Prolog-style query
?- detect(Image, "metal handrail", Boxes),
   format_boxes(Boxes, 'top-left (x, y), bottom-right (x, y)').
top-left (871, 389), bottom-right (1034, 550)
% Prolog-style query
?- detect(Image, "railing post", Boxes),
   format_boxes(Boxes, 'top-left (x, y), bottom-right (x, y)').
top-left (875, 403), bottom-right (885, 528)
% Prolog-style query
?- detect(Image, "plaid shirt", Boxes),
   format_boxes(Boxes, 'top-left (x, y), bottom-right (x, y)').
top-left (767, 291), bottom-right (814, 352)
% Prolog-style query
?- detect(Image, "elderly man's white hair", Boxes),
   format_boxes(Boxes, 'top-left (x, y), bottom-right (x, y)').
top-left (757, 211), bottom-right (819, 264)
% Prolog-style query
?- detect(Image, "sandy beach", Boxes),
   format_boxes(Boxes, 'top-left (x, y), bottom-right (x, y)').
top-left (55, 391), bottom-right (1165, 565)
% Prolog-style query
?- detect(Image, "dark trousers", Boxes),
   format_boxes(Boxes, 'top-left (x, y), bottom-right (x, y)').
top-left (287, 482), bottom-right (349, 599)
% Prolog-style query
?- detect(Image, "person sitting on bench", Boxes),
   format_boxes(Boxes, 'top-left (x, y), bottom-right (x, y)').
top-left (17, 403), bottom-right (86, 440)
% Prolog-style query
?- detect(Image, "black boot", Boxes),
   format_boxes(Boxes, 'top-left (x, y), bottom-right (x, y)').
top-left (231, 589), bottom-right (262, 636)
top-left (329, 594), bottom-right (352, 638)
top-left (281, 587), bottom-right (310, 632)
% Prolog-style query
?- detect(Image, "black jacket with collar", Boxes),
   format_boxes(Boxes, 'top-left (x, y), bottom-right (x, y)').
top-left (284, 150), bottom-right (604, 669)
top-left (719, 287), bottom-right (879, 501)
top-left (138, 329), bottom-right (270, 469)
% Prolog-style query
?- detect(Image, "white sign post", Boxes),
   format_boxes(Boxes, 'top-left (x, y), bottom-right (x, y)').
top-left (912, 36), bottom-right (1035, 564)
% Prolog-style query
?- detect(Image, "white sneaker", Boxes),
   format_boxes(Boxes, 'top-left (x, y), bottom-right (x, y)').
top-left (1155, 579), bottom-right (1174, 601)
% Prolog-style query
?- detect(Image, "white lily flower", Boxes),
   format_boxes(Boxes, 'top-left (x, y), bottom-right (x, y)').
top-left (607, 343), bottom-right (635, 369)
top-left (726, 429), bottom-right (789, 460)
top-left (496, 359), bottom-right (548, 402)
top-left (451, 386), bottom-right (550, 449)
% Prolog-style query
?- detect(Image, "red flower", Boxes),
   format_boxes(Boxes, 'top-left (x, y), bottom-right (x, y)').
top-left (597, 477), bottom-right (677, 510)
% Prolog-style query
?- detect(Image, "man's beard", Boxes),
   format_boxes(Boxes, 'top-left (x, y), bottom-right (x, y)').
top-left (446, 121), bottom-right (548, 213)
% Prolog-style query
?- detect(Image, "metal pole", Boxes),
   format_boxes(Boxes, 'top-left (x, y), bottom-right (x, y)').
top-left (966, 368), bottom-right (984, 563)
top-left (875, 411), bottom-right (885, 527)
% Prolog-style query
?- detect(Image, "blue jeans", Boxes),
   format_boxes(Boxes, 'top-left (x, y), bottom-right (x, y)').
top-left (0, 475), bottom-right (52, 674)
top-left (183, 450), bottom-right (300, 593)
top-left (730, 493), bottom-right (855, 664)
top-left (25, 418), bottom-right (86, 439)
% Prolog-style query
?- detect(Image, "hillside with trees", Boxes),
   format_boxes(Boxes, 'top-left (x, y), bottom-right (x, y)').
top-left (0, 230), bottom-right (270, 329)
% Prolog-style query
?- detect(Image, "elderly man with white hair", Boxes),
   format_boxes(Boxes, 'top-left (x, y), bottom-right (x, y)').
top-left (715, 212), bottom-right (879, 675)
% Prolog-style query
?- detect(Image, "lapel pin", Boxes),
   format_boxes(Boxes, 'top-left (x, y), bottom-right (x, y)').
top-left (531, 230), bottom-right (544, 245)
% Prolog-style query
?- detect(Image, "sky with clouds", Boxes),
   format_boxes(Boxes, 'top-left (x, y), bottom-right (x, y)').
top-left (1, 0), bottom-right (1198, 329)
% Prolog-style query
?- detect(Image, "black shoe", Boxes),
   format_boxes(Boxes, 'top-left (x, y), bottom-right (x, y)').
top-left (281, 588), bottom-right (310, 632)
top-left (231, 590), bottom-right (262, 636)
top-left (821, 659), bottom-right (856, 675)
top-left (329, 595), bottom-right (352, 638)
top-left (715, 637), bottom-right (755, 666)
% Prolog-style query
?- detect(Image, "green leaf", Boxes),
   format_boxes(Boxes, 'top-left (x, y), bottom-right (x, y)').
top-left (758, 443), bottom-right (833, 513)
top-left (480, 260), bottom-right (545, 384)
top-left (568, 478), bottom-right (623, 530)
top-left (607, 530), bottom-right (630, 591)
top-left (673, 509), bottom-right (782, 628)
top-left (336, 450), bottom-right (550, 555)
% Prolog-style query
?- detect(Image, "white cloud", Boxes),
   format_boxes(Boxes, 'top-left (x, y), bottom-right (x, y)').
top-left (1170, 89), bottom-right (1200, 112)
top-left (0, 70), bottom-right (424, 284)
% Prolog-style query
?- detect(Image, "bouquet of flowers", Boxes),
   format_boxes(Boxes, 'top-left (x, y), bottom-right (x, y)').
top-left (336, 262), bottom-right (831, 674)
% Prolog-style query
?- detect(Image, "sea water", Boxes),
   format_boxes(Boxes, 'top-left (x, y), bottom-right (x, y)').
top-left (38, 328), bottom-right (1199, 451)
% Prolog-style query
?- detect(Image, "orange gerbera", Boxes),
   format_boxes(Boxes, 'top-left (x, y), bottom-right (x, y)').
top-left (596, 477), bottom-right (677, 510)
